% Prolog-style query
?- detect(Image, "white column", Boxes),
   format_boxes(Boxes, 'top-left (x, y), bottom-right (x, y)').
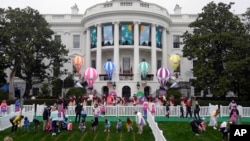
top-left (133, 21), bottom-right (140, 82)
top-left (162, 27), bottom-right (168, 68)
top-left (96, 24), bottom-right (102, 81)
top-left (113, 21), bottom-right (119, 82)
top-left (151, 24), bottom-right (157, 81)
top-left (85, 28), bottom-right (91, 68)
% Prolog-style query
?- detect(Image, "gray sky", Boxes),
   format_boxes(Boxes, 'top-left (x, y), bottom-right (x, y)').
top-left (1, 0), bottom-right (249, 14)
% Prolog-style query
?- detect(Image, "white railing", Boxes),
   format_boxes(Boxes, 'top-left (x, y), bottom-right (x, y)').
top-left (147, 109), bottom-right (167, 141)
top-left (35, 104), bottom-right (250, 117)
top-left (2, 104), bottom-right (250, 118)
top-left (0, 104), bottom-right (35, 131)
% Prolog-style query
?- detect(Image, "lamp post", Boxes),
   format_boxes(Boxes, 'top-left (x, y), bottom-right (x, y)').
top-left (137, 81), bottom-right (140, 90)
top-left (112, 82), bottom-right (116, 89)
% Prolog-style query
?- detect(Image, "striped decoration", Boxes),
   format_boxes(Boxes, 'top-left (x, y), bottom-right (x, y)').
top-left (83, 67), bottom-right (98, 88)
top-left (156, 67), bottom-right (170, 86)
top-left (103, 61), bottom-right (115, 79)
top-left (138, 61), bottom-right (150, 78)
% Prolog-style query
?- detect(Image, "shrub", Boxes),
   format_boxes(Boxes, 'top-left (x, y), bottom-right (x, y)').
top-left (65, 87), bottom-right (86, 98)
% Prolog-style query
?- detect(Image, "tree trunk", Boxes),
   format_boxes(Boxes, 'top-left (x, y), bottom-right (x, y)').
top-left (23, 80), bottom-right (32, 98)
top-left (9, 76), bottom-right (15, 100)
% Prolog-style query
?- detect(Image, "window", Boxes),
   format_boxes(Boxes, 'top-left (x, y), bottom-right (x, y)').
top-left (102, 24), bottom-right (114, 46)
top-left (157, 60), bottom-right (161, 70)
top-left (54, 35), bottom-right (61, 41)
top-left (73, 35), bottom-right (80, 48)
top-left (173, 35), bottom-right (180, 48)
top-left (91, 60), bottom-right (96, 69)
top-left (90, 27), bottom-right (97, 48)
top-left (120, 23), bottom-right (134, 45)
top-left (139, 24), bottom-right (151, 46)
top-left (123, 58), bottom-right (130, 73)
top-left (156, 27), bottom-right (162, 48)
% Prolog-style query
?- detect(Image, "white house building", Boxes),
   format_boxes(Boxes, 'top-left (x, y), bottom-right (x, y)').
top-left (41, 0), bottom-right (199, 98)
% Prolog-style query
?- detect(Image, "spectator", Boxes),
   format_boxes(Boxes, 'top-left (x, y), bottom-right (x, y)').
top-left (102, 94), bottom-right (107, 105)
top-left (149, 101), bottom-right (156, 116)
top-left (15, 98), bottom-right (20, 112)
top-left (23, 117), bottom-right (30, 132)
top-left (104, 119), bottom-right (111, 132)
top-left (50, 106), bottom-right (59, 136)
top-left (209, 108), bottom-right (220, 129)
top-left (75, 103), bottom-right (83, 123)
top-left (33, 119), bottom-right (40, 132)
top-left (134, 111), bottom-right (146, 134)
top-left (116, 119), bottom-right (122, 133)
top-left (132, 94), bottom-right (137, 106)
top-left (220, 121), bottom-right (230, 141)
top-left (229, 99), bottom-right (237, 116)
top-left (189, 119), bottom-right (206, 136)
top-left (100, 104), bottom-right (106, 117)
top-left (79, 119), bottom-right (86, 132)
top-left (91, 118), bottom-right (97, 133)
top-left (126, 117), bottom-right (133, 132)
top-left (165, 101), bottom-right (170, 118)
top-left (142, 99), bottom-right (149, 119)
top-left (81, 108), bottom-right (87, 121)
top-left (186, 98), bottom-right (192, 118)
top-left (230, 106), bottom-right (239, 124)
top-left (194, 100), bottom-right (200, 119)
top-left (179, 99), bottom-right (185, 118)
top-left (42, 106), bottom-right (50, 131)
top-left (93, 104), bottom-right (100, 126)
top-left (1, 99), bottom-right (8, 116)
top-left (9, 114), bottom-right (24, 133)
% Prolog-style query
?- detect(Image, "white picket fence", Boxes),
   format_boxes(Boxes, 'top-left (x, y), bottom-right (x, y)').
top-left (147, 109), bottom-right (167, 141)
top-left (35, 104), bottom-right (250, 117)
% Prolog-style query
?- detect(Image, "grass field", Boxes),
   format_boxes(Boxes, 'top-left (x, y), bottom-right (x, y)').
top-left (1, 116), bottom-right (249, 141)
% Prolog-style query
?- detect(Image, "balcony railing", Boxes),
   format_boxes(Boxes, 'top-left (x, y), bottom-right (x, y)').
top-left (119, 73), bottom-right (134, 80)
top-left (141, 74), bottom-right (154, 81)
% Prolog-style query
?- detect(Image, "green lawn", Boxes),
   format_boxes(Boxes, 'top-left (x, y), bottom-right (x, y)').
top-left (0, 116), bottom-right (154, 141)
top-left (158, 122), bottom-right (222, 141)
top-left (1, 116), bottom-right (249, 141)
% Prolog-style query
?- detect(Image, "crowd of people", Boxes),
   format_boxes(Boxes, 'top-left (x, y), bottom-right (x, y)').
top-left (1, 93), bottom-right (240, 141)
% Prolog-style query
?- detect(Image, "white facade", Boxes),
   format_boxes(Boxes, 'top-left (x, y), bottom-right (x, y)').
top-left (44, 0), bottom-right (197, 98)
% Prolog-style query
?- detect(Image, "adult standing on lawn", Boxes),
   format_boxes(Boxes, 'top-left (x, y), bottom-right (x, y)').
top-left (50, 106), bottom-right (59, 136)
top-left (186, 98), bottom-right (192, 118)
top-left (43, 106), bottom-right (50, 131)
top-left (193, 99), bottom-right (200, 119)
top-left (93, 104), bottom-right (100, 125)
top-left (229, 99), bottom-right (237, 116)
top-left (9, 114), bottom-right (24, 133)
top-left (75, 103), bottom-right (83, 123)
top-left (134, 111), bottom-right (146, 134)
